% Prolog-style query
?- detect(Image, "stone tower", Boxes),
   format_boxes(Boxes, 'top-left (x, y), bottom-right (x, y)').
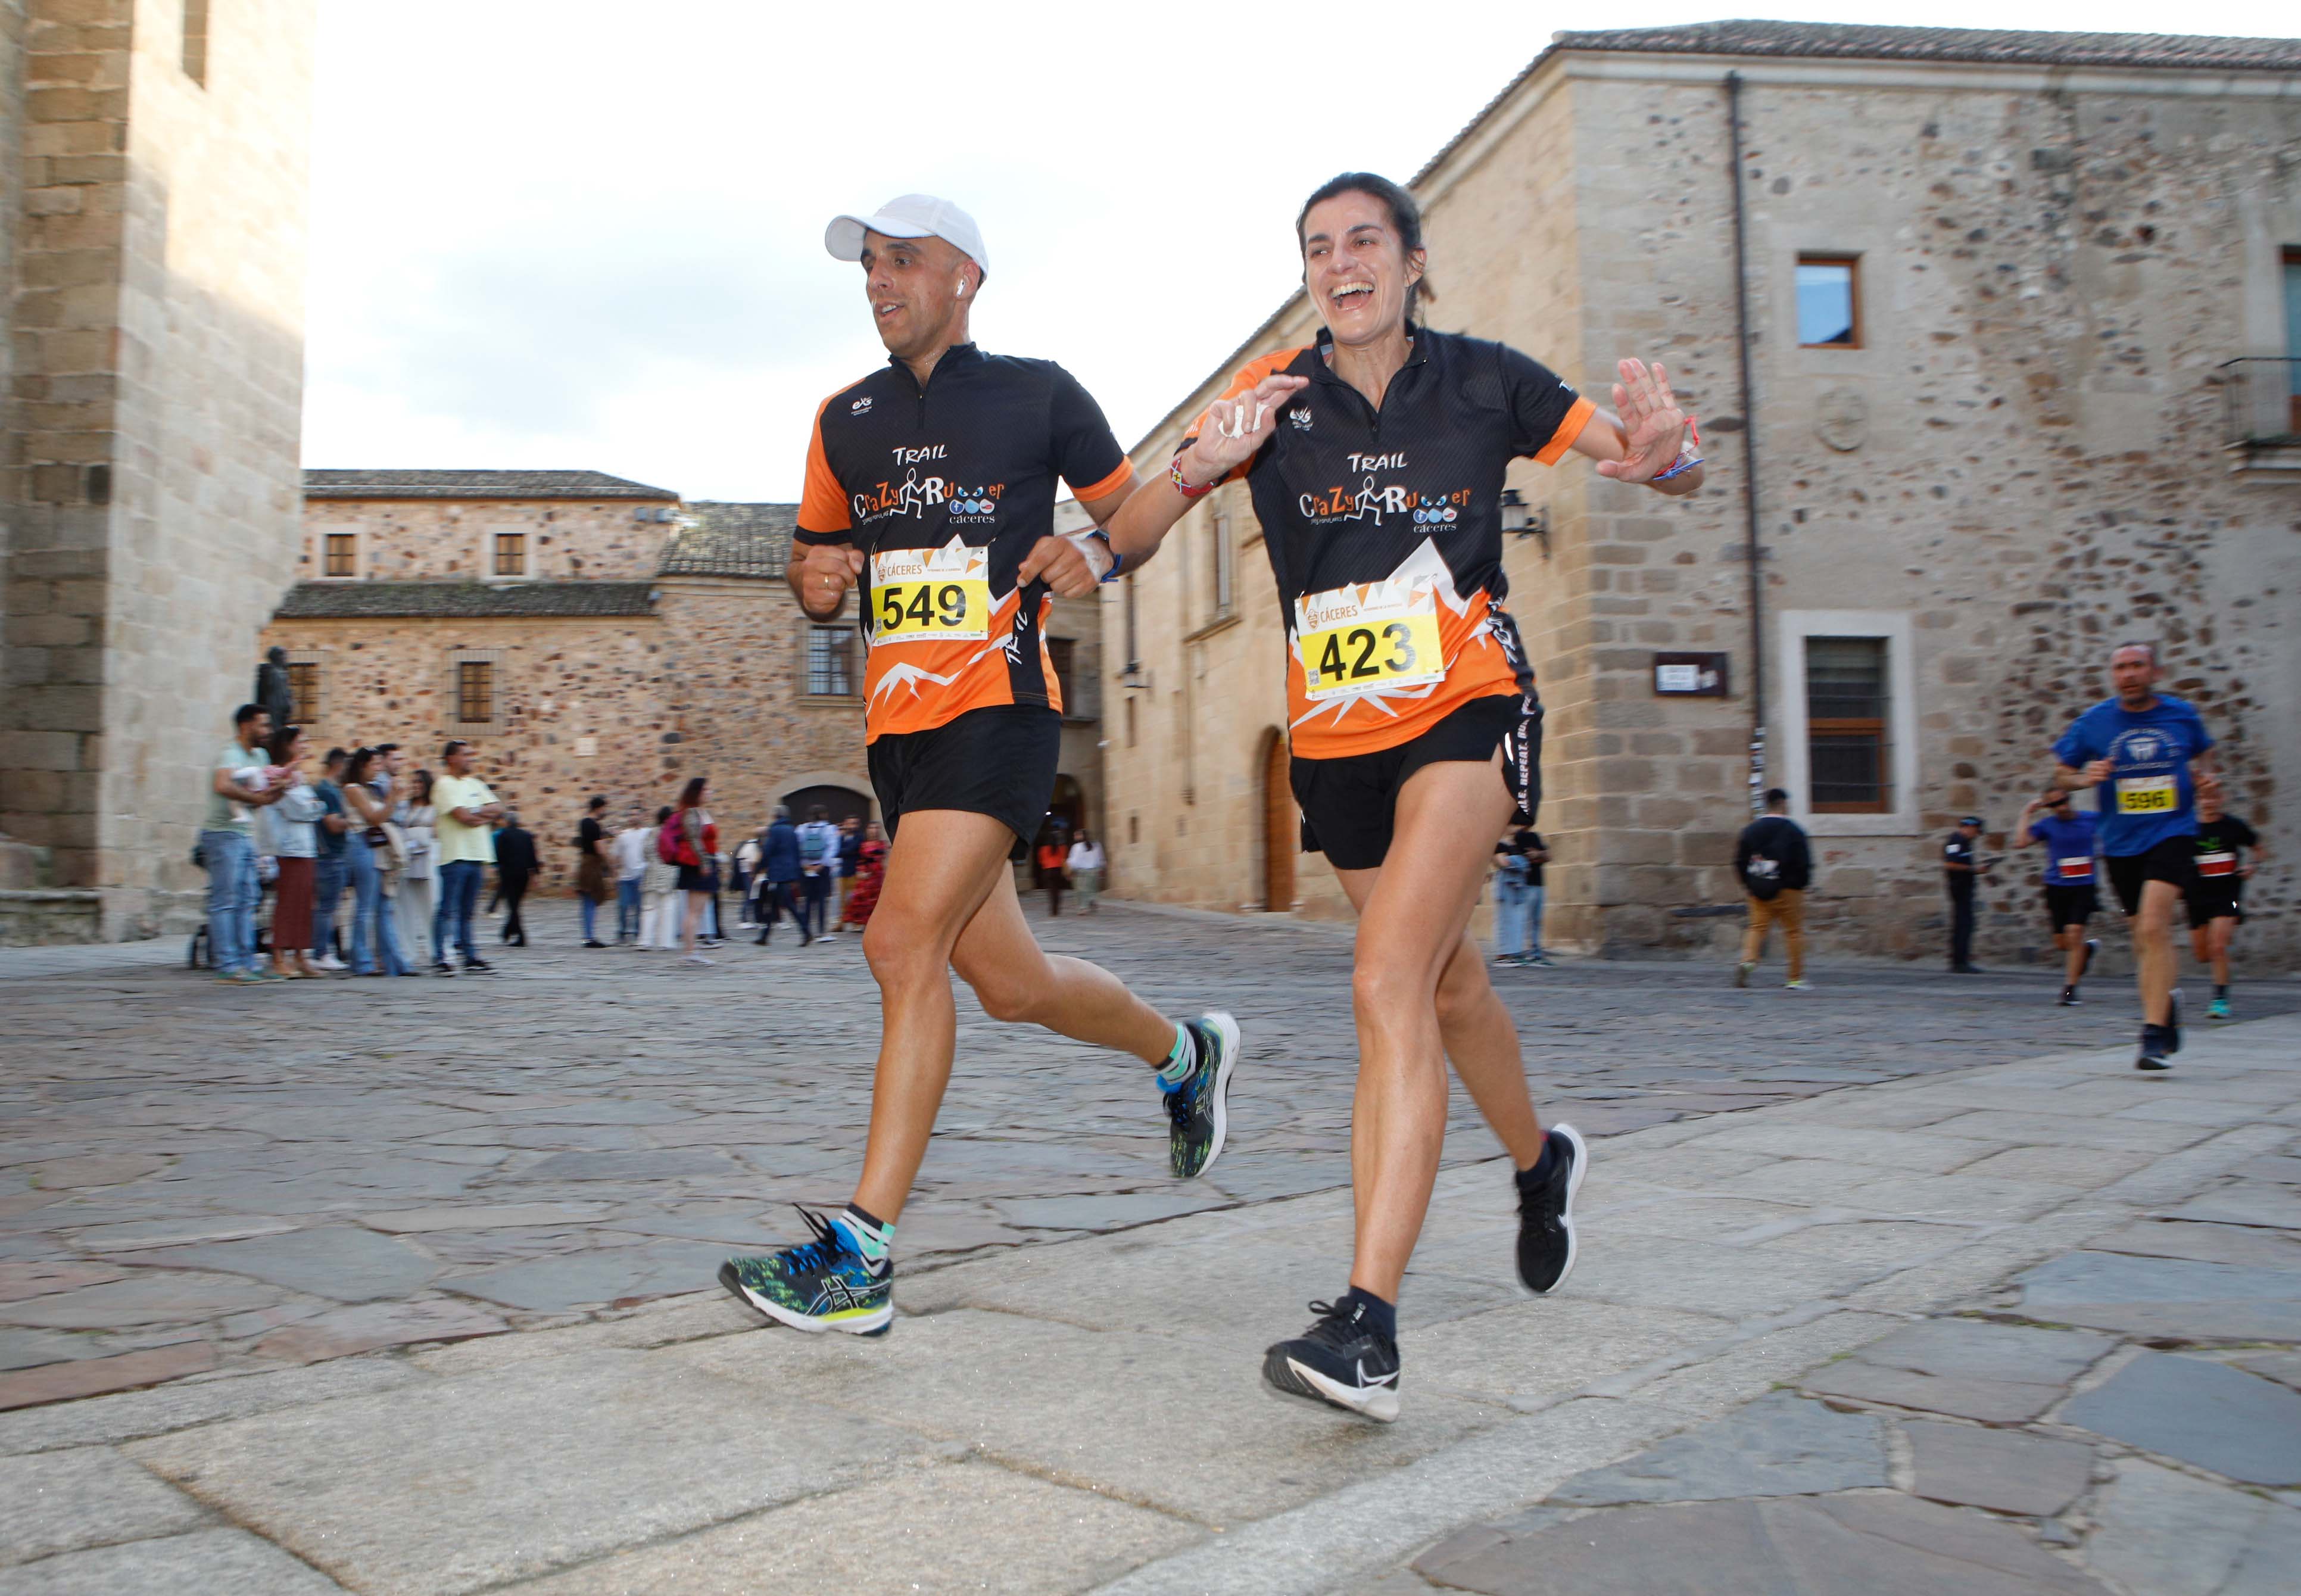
top-left (0, 0), bottom-right (316, 942)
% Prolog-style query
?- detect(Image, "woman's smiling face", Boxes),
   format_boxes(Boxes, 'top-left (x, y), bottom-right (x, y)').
top-left (1301, 189), bottom-right (1423, 347)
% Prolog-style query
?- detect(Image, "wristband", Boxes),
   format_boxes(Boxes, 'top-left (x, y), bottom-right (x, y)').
top-left (1170, 453), bottom-right (1219, 498)
top-left (1653, 453), bottom-right (1703, 483)
top-left (1080, 529), bottom-right (1124, 583)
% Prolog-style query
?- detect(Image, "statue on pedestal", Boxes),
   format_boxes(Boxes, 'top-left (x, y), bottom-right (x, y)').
top-left (254, 644), bottom-right (294, 729)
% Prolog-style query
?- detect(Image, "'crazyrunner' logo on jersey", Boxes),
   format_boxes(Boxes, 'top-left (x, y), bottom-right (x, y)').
top-left (1296, 480), bottom-right (1473, 528)
top-left (852, 469), bottom-right (1004, 526)
top-left (944, 482), bottom-right (1003, 525)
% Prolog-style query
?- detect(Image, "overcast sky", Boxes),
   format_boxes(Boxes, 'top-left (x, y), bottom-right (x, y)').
top-left (301, 1), bottom-right (2294, 501)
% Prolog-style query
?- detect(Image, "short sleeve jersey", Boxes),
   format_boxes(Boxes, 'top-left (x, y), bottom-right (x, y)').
top-left (2051, 695), bottom-right (2214, 856)
top-left (1185, 328), bottom-right (1594, 760)
top-left (794, 344), bottom-right (1134, 742)
top-left (2028, 811), bottom-right (2100, 886)
top-left (1943, 832), bottom-right (1978, 883)
top-left (2191, 816), bottom-right (2258, 898)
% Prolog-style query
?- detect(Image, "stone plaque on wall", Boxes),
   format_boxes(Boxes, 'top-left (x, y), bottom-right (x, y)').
top-left (1816, 387), bottom-right (1868, 452)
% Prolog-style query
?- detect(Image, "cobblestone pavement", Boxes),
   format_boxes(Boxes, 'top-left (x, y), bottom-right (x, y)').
top-left (2, 901), bottom-right (2296, 1411)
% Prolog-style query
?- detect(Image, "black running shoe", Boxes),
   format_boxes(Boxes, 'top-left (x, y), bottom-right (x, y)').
top-left (1262, 1298), bottom-right (1401, 1423)
top-left (719, 1207), bottom-right (892, 1335)
top-left (1516, 1124), bottom-right (1588, 1295)
top-left (2135, 1024), bottom-right (2174, 1073)
top-left (464, 958), bottom-right (495, 974)
top-left (1165, 1012), bottom-right (1240, 1179)
top-left (2058, 986), bottom-right (2078, 1007)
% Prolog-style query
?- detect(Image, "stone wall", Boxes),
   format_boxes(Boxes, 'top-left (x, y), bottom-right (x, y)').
top-left (1099, 47), bottom-right (2301, 972)
top-left (300, 498), bottom-right (675, 584)
top-left (0, 0), bottom-right (314, 940)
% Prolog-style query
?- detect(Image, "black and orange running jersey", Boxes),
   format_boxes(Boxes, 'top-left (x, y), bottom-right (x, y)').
top-left (796, 343), bottom-right (1134, 741)
top-left (1187, 328), bottom-right (1594, 760)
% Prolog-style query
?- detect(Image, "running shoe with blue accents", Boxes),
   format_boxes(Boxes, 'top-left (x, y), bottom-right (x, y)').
top-left (1166, 1012), bottom-right (1240, 1179)
top-left (719, 1207), bottom-right (891, 1335)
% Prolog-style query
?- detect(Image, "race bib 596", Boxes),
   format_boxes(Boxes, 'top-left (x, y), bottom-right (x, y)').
top-left (869, 542), bottom-right (990, 646)
top-left (2115, 775), bottom-right (2177, 814)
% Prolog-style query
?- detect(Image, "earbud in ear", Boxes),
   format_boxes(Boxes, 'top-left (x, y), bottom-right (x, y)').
top-left (956, 278), bottom-right (968, 297)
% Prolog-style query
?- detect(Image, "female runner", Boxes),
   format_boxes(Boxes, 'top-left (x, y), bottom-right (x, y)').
top-left (1106, 172), bottom-right (1701, 1420)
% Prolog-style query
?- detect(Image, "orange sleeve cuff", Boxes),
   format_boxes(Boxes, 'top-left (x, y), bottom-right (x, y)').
top-left (1534, 395), bottom-right (1598, 466)
top-left (1070, 457), bottom-right (1136, 504)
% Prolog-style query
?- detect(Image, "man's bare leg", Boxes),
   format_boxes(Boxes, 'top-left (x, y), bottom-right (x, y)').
top-left (950, 866), bottom-right (1180, 1063)
top-left (2133, 879), bottom-right (2181, 1028)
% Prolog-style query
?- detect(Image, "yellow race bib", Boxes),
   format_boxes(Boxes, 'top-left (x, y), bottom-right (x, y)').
top-left (869, 541), bottom-right (990, 646)
top-left (1295, 578), bottom-right (1447, 703)
top-left (2115, 775), bottom-right (2177, 814)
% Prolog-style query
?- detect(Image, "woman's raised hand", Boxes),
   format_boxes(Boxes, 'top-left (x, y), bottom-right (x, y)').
top-left (1594, 359), bottom-right (1691, 482)
top-left (1181, 373), bottom-right (1310, 484)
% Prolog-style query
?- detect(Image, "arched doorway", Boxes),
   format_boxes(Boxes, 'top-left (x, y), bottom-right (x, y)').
top-left (783, 783), bottom-right (870, 827)
top-left (1259, 728), bottom-right (1296, 912)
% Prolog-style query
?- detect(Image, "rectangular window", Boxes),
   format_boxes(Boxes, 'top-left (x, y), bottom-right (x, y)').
top-left (1125, 695), bottom-right (1137, 749)
top-left (285, 662), bottom-right (318, 725)
top-left (1805, 637), bottom-right (1889, 813)
top-left (182, 0), bottom-right (208, 86)
top-left (492, 533), bottom-right (527, 577)
top-left (323, 533), bottom-right (356, 578)
top-left (1209, 509), bottom-right (1234, 619)
top-left (456, 660), bottom-right (494, 725)
top-left (1796, 255), bottom-right (1860, 347)
top-left (806, 626), bottom-right (856, 696)
top-left (1047, 637), bottom-right (1077, 713)
top-left (1123, 573), bottom-right (1139, 669)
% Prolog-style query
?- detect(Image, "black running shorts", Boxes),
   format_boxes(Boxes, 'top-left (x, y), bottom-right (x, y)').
top-left (867, 704), bottom-right (1061, 847)
top-left (2042, 884), bottom-right (2099, 931)
top-left (2104, 834), bottom-right (2196, 918)
top-left (2185, 886), bottom-right (2243, 927)
top-left (1291, 693), bottom-right (1540, 872)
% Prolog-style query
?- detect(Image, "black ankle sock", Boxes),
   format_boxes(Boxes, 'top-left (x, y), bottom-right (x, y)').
top-left (2215, 983), bottom-right (2228, 999)
top-left (1518, 1134), bottom-right (1558, 1189)
top-left (1340, 1285), bottom-right (1396, 1343)
top-left (846, 1202), bottom-right (887, 1233)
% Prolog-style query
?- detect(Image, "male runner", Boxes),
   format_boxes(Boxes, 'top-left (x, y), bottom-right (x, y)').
top-left (2051, 642), bottom-right (2219, 1071)
top-left (2185, 791), bottom-right (2259, 1020)
top-left (2013, 789), bottom-right (2100, 1006)
top-left (717, 195), bottom-right (1240, 1335)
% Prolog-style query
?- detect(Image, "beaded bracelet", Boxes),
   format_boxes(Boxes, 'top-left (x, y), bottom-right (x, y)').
top-left (1654, 453), bottom-right (1703, 483)
top-left (1170, 454), bottom-right (1220, 498)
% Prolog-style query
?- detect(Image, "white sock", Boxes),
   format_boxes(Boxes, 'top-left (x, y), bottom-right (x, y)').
top-left (832, 1205), bottom-right (893, 1270)
top-left (1155, 1024), bottom-right (1199, 1090)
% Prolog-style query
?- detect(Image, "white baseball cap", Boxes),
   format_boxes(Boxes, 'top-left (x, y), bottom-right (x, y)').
top-left (824, 195), bottom-right (989, 276)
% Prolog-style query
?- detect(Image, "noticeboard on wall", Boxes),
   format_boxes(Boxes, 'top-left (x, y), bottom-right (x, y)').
top-left (1653, 652), bottom-right (1731, 697)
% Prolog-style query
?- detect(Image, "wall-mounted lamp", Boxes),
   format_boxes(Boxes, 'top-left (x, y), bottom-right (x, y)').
top-left (1500, 488), bottom-right (1549, 557)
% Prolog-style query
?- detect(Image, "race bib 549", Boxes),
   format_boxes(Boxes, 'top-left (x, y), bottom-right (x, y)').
top-left (1295, 578), bottom-right (1446, 702)
top-left (869, 542), bottom-right (990, 646)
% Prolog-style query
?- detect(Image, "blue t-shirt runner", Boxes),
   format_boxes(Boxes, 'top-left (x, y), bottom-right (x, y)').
top-left (2051, 694), bottom-right (2213, 859)
top-left (2028, 808), bottom-right (2100, 888)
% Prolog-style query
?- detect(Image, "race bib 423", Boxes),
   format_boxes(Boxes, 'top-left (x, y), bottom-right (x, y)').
top-left (869, 542), bottom-right (990, 646)
top-left (1295, 578), bottom-right (1446, 702)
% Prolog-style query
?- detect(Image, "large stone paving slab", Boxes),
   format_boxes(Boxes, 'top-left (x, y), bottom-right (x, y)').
top-left (134, 1226), bottom-right (442, 1303)
top-left (2061, 1351), bottom-right (2301, 1486)
top-left (0, 1445), bottom-right (206, 1566)
top-left (2081, 1458), bottom-right (2301, 1596)
top-left (124, 1348), bottom-right (925, 1594)
top-left (1903, 1420), bottom-right (2096, 1517)
top-left (2009, 1251), bottom-right (2301, 1341)
top-left (1414, 1494), bottom-right (2111, 1595)
top-left (1548, 1391), bottom-right (1886, 1505)
top-left (0, 1528), bottom-right (346, 1594)
top-left (1798, 1318), bottom-right (2113, 1422)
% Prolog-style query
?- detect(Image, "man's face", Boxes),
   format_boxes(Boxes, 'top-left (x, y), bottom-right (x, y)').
top-left (447, 747), bottom-right (473, 775)
top-left (385, 749), bottom-right (406, 777)
top-left (1959, 823), bottom-right (1980, 839)
top-left (244, 712), bottom-right (272, 747)
top-left (2044, 791), bottom-right (2072, 817)
top-left (2198, 791), bottom-right (2223, 823)
top-left (860, 230), bottom-right (972, 360)
top-left (2110, 647), bottom-right (2158, 703)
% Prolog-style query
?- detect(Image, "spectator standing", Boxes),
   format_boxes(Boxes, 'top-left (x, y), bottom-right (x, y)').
top-left (844, 821), bottom-right (888, 927)
top-left (1734, 790), bottom-right (1813, 989)
top-left (638, 805), bottom-right (681, 950)
top-left (258, 723), bottom-right (323, 979)
top-left (1942, 815), bottom-right (1991, 974)
top-left (494, 810), bottom-right (538, 947)
top-left (202, 705), bottom-right (289, 983)
top-left (1067, 828), bottom-right (1105, 915)
top-left (732, 830), bottom-right (761, 928)
top-left (834, 818), bottom-right (863, 928)
top-left (613, 809), bottom-right (650, 943)
top-left (309, 747), bottom-right (353, 971)
top-left (1491, 827), bottom-right (1551, 967)
top-left (341, 747), bottom-right (413, 977)
top-left (672, 778), bottom-right (720, 965)
top-left (756, 806), bottom-right (805, 947)
top-left (1036, 828), bottom-right (1070, 917)
top-left (796, 806), bottom-right (839, 942)
top-left (395, 769), bottom-right (438, 965)
top-left (574, 796), bottom-right (611, 947)
top-left (432, 738), bottom-right (503, 973)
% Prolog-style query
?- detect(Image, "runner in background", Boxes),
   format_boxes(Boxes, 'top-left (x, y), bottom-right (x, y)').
top-left (2014, 789), bottom-right (2099, 1007)
top-left (718, 195), bottom-right (1239, 1338)
top-left (2185, 791), bottom-right (2260, 1020)
top-left (1105, 170), bottom-right (1701, 1421)
top-left (2051, 642), bottom-right (2220, 1071)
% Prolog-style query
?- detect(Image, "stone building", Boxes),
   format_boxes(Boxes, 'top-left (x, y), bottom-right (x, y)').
top-left (1102, 21), bottom-right (2301, 970)
top-left (0, 0), bottom-right (315, 943)
top-left (266, 472), bottom-right (1107, 892)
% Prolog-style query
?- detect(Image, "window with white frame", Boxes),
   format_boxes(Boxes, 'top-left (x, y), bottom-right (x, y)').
top-left (1776, 611), bottom-right (1919, 836)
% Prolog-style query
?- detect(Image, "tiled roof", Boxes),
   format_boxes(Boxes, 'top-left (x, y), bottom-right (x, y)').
top-left (303, 469), bottom-right (679, 501)
top-left (1546, 22), bottom-right (2301, 73)
top-left (657, 502), bottom-right (797, 579)
top-left (273, 581), bottom-right (657, 620)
